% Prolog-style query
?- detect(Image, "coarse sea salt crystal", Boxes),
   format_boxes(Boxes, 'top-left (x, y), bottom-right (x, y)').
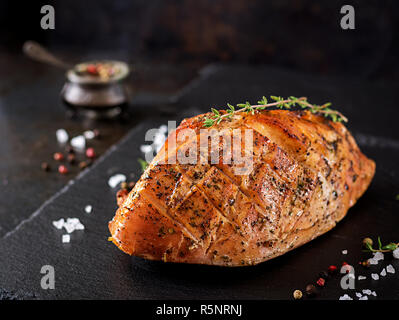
top-left (373, 251), bottom-right (384, 261)
top-left (339, 294), bottom-right (353, 300)
top-left (368, 258), bottom-right (378, 265)
top-left (355, 292), bottom-right (362, 298)
top-left (362, 289), bottom-right (372, 295)
top-left (342, 250), bottom-right (348, 255)
top-left (74, 222), bottom-right (85, 231)
top-left (386, 264), bottom-right (395, 274)
top-left (64, 222), bottom-right (75, 233)
top-left (83, 130), bottom-right (95, 140)
top-left (371, 291), bottom-right (377, 296)
top-left (358, 275), bottom-right (366, 280)
top-left (71, 135), bottom-right (86, 150)
top-left (85, 205), bottom-right (92, 214)
top-left (380, 268), bottom-right (387, 277)
top-left (62, 234), bottom-right (70, 243)
top-left (393, 248), bottom-right (399, 259)
top-left (108, 174), bottom-right (126, 188)
top-left (371, 273), bottom-right (379, 280)
top-left (56, 129), bottom-right (69, 144)
top-left (52, 218), bottom-right (65, 230)
top-left (359, 296), bottom-right (368, 300)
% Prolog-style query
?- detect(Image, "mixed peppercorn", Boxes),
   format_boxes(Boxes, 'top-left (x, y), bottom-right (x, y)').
top-left (292, 237), bottom-right (396, 299)
top-left (41, 130), bottom-right (101, 175)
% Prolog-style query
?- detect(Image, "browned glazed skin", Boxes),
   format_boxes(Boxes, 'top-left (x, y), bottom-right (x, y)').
top-left (109, 110), bottom-right (375, 266)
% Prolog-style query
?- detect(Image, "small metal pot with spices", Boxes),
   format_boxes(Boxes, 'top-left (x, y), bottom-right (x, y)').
top-left (23, 41), bottom-right (130, 118)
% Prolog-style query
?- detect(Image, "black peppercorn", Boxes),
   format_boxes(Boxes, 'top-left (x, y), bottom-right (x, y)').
top-left (319, 271), bottom-right (329, 280)
top-left (65, 146), bottom-right (74, 154)
top-left (67, 153), bottom-right (76, 164)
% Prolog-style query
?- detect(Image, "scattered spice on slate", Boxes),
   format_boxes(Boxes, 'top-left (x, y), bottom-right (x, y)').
top-left (53, 152), bottom-right (64, 161)
top-left (120, 181), bottom-right (128, 190)
top-left (41, 162), bottom-right (50, 171)
top-left (363, 237), bottom-right (373, 247)
top-left (359, 260), bottom-right (370, 268)
top-left (328, 265), bottom-right (337, 274)
top-left (78, 161), bottom-right (88, 169)
top-left (58, 165), bottom-right (68, 174)
top-left (316, 278), bottom-right (325, 287)
top-left (293, 290), bottom-right (303, 300)
top-left (93, 129), bottom-right (101, 138)
top-left (319, 271), bottom-right (329, 280)
top-left (65, 145), bottom-right (74, 154)
top-left (67, 153), bottom-right (76, 164)
top-left (86, 147), bottom-right (96, 159)
top-left (305, 284), bottom-right (317, 297)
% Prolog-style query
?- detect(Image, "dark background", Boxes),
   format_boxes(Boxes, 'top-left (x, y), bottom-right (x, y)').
top-left (1, 0), bottom-right (399, 80)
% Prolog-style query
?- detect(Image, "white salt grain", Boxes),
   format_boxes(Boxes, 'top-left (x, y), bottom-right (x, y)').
top-left (386, 264), bottom-right (395, 274)
top-left (74, 222), bottom-right (85, 231)
top-left (371, 273), bottom-right (379, 280)
top-left (83, 130), bottom-right (95, 140)
top-left (380, 268), bottom-right (387, 277)
top-left (371, 291), bottom-right (377, 297)
top-left (393, 248), bottom-right (399, 259)
top-left (355, 292), bottom-right (362, 298)
top-left (62, 234), bottom-right (70, 243)
top-left (52, 218), bottom-right (65, 230)
top-left (373, 251), bottom-right (384, 261)
top-left (84, 205), bottom-right (92, 214)
top-left (108, 174), bottom-right (126, 188)
top-left (71, 135), bottom-right (86, 150)
top-left (56, 129), bottom-right (69, 144)
top-left (362, 289), bottom-right (372, 295)
top-left (342, 250), bottom-right (348, 255)
top-left (359, 296), bottom-right (368, 300)
top-left (339, 294), bottom-right (353, 300)
top-left (358, 275), bottom-right (366, 280)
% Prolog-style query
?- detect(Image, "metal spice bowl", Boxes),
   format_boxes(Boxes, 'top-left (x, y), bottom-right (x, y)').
top-left (23, 41), bottom-right (130, 118)
top-left (62, 61), bottom-right (130, 118)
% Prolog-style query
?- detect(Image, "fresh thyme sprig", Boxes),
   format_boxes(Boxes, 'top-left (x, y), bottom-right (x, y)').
top-left (203, 96), bottom-right (348, 128)
top-left (363, 236), bottom-right (399, 253)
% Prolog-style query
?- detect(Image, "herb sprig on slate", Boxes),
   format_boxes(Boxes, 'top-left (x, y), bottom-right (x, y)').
top-left (203, 96), bottom-right (348, 128)
top-left (363, 237), bottom-right (399, 253)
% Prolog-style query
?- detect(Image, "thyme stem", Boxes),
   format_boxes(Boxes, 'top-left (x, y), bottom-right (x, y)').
top-left (203, 96), bottom-right (348, 128)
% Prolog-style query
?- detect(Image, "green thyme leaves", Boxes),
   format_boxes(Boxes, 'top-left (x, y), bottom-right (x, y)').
top-left (203, 95), bottom-right (348, 128)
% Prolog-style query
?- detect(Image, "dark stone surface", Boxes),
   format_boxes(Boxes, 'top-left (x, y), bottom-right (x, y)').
top-left (2, 1), bottom-right (399, 80)
top-left (0, 52), bottom-right (196, 237)
top-left (0, 64), bottom-right (399, 299)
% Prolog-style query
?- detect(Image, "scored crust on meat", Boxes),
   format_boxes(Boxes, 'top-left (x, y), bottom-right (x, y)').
top-left (109, 110), bottom-right (375, 266)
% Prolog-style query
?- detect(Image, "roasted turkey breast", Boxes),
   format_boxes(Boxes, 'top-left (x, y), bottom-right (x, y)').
top-left (109, 110), bottom-right (375, 266)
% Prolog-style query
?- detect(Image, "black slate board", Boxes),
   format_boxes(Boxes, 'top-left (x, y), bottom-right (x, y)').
top-left (1, 65), bottom-right (399, 300)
